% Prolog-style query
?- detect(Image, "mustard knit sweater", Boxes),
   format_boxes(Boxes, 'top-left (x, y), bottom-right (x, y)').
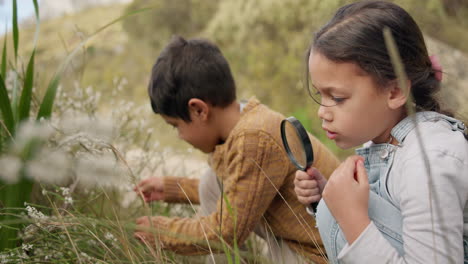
top-left (151, 98), bottom-right (340, 263)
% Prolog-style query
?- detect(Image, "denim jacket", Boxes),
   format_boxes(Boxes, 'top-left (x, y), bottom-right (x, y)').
top-left (315, 112), bottom-right (468, 263)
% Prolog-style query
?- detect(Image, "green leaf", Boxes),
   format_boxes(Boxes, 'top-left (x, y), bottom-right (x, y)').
top-left (0, 177), bottom-right (34, 250)
top-left (0, 129), bottom-right (4, 154)
top-left (36, 72), bottom-right (60, 120)
top-left (1, 31), bottom-right (6, 78)
top-left (12, 0), bottom-right (19, 61)
top-left (32, 0), bottom-right (40, 48)
top-left (32, 0), bottom-right (39, 18)
top-left (0, 74), bottom-right (15, 136)
top-left (11, 72), bottom-right (19, 124)
top-left (19, 50), bottom-right (35, 122)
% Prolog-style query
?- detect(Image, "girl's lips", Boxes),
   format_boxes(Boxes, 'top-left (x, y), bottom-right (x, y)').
top-left (324, 129), bottom-right (337, 140)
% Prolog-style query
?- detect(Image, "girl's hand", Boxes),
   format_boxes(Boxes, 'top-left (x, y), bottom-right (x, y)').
top-left (134, 177), bottom-right (165, 202)
top-left (322, 155), bottom-right (370, 244)
top-left (294, 167), bottom-right (327, 205)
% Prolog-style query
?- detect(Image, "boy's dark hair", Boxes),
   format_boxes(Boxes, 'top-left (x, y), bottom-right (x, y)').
top-left (148, 36), bottom-right (236, 121)
top-left (306, 0), bottom-right (450, 115)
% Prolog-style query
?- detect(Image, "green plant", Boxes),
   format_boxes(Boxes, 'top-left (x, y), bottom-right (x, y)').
top-left (0, 1), bottom-right (152, 251)
top-left (0, 0), bottom-right (42, 250)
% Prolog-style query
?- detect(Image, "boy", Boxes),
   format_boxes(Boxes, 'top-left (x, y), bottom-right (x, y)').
top-left (134, 36), bottom-right (340, 263)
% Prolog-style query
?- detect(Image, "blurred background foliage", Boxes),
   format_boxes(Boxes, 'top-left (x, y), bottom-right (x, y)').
top-left (4, 0), bottom-right (468, 159)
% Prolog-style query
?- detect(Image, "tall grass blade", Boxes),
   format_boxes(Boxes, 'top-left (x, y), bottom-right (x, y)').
top-left (1, 31), bottom-right (6, 78)
top-left (10, 0), bottom-right (21, 124)
top-left (19, 50), bottom-right (35, 121)
top-left (0, 74), bottom-right (15, 135)
top-left (384, 27), bottom-right (450, 263)
top-left (222, 194), bottom-right (240, 264)
top-left (0, 177), bottom-right (34, 250)
top-left (382, 28), bottom-right (414, 115)
top-left (32, 0), bottom-right (40, 48)
top-left (11, 72), bottom-right (19, 125)
top-left (12, 0), bottom-right (18, 61)
top-left (36, 72), bottom-right (60, 119)
top-left (0, 73), bottom-right (18, 251)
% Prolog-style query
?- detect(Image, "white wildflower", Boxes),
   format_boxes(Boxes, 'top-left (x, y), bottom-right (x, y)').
top-left (80, 252), bottom-right (92, 261)
top-left (25, 149), bottom-right (70, 184)
top-left (19, 252), bottom-right (29, 259)
top-left (104, 232), bottom-right (117, 242)
top-left (75, 152), bottom-right (127, 188)
top-left (60, 187), bottom-right (70, 196)
top-left (64, 196), bottom-right (73, 205)
top-left (0, 155), bottom-right (22, 184)
top-left (0, 253), bottom-right (8, 263)
top-left (59, 114), bottom-right (117, 142)
top-left (25, 206), bottom-right (47, 220)
top-left (87, 239), bottom-right (97, 247)
top-left (21, 224), bottom-right (39, 241)
top-left (21, 243), bottom-right (33, 251)
top-left (13, 120), bottom-right (53, 153)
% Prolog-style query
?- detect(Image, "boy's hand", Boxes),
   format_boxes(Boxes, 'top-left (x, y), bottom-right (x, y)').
top-left (134, 177), bottom-right (165, 202)
top-left (294, 167), bottom-right (327, 205)
top-left (134, 216), bottom-right (156, 244)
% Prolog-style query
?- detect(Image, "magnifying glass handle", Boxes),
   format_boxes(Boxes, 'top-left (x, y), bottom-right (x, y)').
top-left (311, 201), bottom-right (319, 215)
top-left (307, 202), bottom-right (318, 218)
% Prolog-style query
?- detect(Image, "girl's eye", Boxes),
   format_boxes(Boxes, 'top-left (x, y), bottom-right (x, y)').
top-left (332, 97), bottom-right (346, 103)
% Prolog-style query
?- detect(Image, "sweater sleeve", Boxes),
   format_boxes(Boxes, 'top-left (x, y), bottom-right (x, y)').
top-left (146, 131), bottom-right (289, 255)
top-left (337, 149), bottom-right (468, 263)
top-left (163, 176), bottom-right (200, 204)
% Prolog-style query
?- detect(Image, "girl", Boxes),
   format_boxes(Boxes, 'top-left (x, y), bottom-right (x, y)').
top-left (294, 1), bottom-right (468, 263)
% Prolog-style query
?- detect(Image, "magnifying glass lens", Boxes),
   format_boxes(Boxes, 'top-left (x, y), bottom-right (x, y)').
top-left (283, 121), bottom-right (308, 170)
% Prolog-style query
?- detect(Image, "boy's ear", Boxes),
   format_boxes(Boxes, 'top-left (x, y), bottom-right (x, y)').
top-left (187, 98), bottom-right (210, 121)
top-left (387, 80), bottom-right (410, 110)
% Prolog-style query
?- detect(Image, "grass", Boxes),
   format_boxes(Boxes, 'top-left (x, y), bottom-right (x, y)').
top-left (2, 77), bottom-right (302, 263)
top-left (1, 1), bottom-right (467, 263)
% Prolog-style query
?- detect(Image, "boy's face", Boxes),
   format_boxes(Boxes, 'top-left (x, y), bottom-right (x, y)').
top-left (162, 114), bottom-right (219, 154)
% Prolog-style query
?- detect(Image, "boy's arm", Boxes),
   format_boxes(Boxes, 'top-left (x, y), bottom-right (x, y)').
top-left (163, 177), bottom-right (200, 204)
top-left (135, 131), bottom-right (290, 255)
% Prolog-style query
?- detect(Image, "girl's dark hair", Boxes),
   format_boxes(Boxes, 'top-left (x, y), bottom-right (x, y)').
top-left (148, 36), bottom-right (236, 122)
top-left (307, 0), bottom-right (450, 115)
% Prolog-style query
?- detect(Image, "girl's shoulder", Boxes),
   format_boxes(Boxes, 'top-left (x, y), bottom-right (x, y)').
top-left (399, 118), bottom-right (468, 162)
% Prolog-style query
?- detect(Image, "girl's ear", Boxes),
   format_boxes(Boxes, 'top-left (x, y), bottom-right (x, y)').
top-left (188, 98), bottom-right (210, 121)
top-left (387, 80), bottom-right (410, 110)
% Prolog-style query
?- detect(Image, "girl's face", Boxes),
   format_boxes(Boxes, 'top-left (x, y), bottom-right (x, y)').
top-left (308, 51), bottom-right (405, 149)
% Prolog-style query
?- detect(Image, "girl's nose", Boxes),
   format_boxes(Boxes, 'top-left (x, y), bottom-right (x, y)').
top-left (317, 105), bottom-right (332, 122)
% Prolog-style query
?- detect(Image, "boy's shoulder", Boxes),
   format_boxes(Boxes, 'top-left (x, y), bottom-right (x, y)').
top-left (232, 97), bottom-right (285, 137)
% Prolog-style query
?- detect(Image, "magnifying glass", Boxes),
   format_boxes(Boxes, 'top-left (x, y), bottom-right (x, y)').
top-left (280, 116), bottom-right (319, 216)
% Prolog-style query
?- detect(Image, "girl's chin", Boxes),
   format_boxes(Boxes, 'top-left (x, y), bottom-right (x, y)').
top-left (334, 139), bottom-right (359, 150)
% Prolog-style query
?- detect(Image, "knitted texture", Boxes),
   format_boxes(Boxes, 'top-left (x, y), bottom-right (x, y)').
top-left (156, 98), bottom-right (340, 262)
